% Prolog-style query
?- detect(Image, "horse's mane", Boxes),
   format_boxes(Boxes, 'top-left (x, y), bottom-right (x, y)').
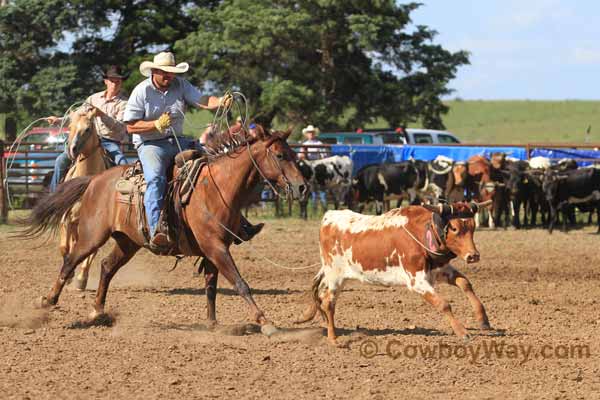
top-left (204, 123), bottom-right (275, 163)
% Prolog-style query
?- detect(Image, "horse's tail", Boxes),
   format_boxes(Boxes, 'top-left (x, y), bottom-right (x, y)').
top-left (16, 176), bottom-right (92, 240)
top-left (294, 268), bottom-right (325, 324)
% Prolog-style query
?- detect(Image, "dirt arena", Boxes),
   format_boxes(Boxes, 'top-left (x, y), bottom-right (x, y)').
top-left (1, 216), bottom-right (599, 399)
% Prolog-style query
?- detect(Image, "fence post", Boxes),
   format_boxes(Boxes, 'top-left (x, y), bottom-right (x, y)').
top-left (0, 140), bottom-right (7, 223)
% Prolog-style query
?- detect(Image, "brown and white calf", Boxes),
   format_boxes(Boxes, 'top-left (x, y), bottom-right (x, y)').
top-left (297, 201), bottom-right (492, 343)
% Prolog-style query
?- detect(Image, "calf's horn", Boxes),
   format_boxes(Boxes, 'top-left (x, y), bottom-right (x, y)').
top-left (469, 199), bottom-right (492, 214)
top-left (422, 203), bottom-right (443, 214)
top-left (422, 203), bottom-right (452, 216)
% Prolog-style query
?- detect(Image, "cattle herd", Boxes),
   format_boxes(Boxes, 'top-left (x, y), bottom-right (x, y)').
top-left (294, 153), bottom-right (600, 234)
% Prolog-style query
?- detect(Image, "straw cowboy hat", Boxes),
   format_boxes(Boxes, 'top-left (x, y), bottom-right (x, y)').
top-left (139, 52), bottom-right (189, 77)
top-left (302, 124), bottom-right (319, 135)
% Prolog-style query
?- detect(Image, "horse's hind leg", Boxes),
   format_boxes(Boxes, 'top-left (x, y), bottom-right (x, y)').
top-left (42, 233), bottom-right (109, 308)
top-left (201, 258), bottom-right (219, 324)
top-left (91, 233), bottom-right (139, 319)
top-left (59, 223), bottom-right (70, 258)
top-left (73, 252), bottom-right (97, 291)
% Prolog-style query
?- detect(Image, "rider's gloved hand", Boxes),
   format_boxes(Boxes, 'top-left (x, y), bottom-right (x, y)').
top-left (219, 94), bottom-right (233, 108)
top-left (154, 112), bottom-right (171, 134)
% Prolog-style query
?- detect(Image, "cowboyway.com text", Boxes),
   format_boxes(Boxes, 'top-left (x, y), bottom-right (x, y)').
top-left (358, 339), bottom-right (591, 364)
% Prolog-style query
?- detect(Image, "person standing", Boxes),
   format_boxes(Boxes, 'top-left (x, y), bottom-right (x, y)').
top-left (299, 124), bottom-right (325, 161)
top-left (46, 65), bottom-right (129, 192)
top-left (299, 124), bottom-right (328, 213)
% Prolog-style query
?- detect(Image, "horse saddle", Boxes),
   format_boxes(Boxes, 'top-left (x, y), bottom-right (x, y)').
top-left (114, 150), bottom-right (207, 255)
top-left (115, 161), bottom-right (146, 205)
top-left (115, 150), bottom-right (206, 206)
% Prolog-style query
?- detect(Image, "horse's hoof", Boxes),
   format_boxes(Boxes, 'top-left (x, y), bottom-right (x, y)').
top-left (36, 296), bottom-right (52, 309)
top-left (480, 321), bottom-right (492, 330)
top-left (261, 323), bottom-right (279, 337)
top-left (88, 309), bottom-right (103, 321)
top-left (206, 319), bottom-right (218, 329)
top-left (87, 311), bottom-right (114, 326)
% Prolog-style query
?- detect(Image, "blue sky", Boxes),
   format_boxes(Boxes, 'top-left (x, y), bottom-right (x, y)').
top-left (411, 1), bottom-right (600, 100)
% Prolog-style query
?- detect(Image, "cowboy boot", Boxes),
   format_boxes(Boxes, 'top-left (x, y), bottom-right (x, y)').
top-left (149, 210), bottom-right (172, 252)
top-left (233, 215), bottom-right (264, 244)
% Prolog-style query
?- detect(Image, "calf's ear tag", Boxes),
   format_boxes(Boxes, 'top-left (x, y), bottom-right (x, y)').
top-left (425, 228), bottom-right (437, 251)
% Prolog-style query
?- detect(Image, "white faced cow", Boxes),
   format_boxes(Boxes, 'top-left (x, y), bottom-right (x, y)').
top-left (297, 201), bottom-right (492, 344)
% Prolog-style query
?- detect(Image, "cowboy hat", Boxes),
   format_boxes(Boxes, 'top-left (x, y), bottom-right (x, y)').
top-left (101, 65), bottom-right (129, 80)
top-left (302, 124), bottom-right (319, 135)
top-left (139, 52), bottom-right (189, 77)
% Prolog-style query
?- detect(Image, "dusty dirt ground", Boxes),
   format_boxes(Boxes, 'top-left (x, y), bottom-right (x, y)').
top-left (1, 215), bottom-right (599, 399)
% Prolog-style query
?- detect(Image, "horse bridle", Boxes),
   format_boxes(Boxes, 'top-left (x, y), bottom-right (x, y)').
top-left (70, 106), bottom-right (100, 161)
top-left (246, 139), bottom-right (293, 198)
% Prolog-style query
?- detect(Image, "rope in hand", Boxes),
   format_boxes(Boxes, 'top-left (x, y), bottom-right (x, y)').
top-left (3, 101), bottom-right (84, 208)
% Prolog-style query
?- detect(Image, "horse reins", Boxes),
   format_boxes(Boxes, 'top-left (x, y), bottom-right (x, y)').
top-left (173, 120), bottom-right (316, 271)
top-left (246, 140), bottom-right (292, 199)
top-left (166, 94), bottom-right (317, 271)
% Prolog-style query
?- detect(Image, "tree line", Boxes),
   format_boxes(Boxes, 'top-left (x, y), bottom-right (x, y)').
top-left (0, 0), bottom-right (469, 136)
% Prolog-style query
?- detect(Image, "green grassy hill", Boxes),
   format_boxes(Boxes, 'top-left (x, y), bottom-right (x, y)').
top-left (175, 100), bottom-right (600, 145)
top-left (436, 100), bottom-right (600, 144)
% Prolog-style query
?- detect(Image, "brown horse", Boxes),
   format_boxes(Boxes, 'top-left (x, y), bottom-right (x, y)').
top-left (21, 127), bottom-right (307, 328)
top-left (60, 107), bottom-right (110, 290)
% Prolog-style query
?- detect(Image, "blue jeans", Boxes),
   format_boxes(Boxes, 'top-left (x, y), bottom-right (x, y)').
top-left (50, 139), bottom-right (128, 192)
top-left (50, 151), bottom-right (71, 193)
top-left (311, 190), bottom-right (327, 209)
top-left (136, 137), bottom-right (201, 236)
top-left (100, 138), bottom-right (128, 166)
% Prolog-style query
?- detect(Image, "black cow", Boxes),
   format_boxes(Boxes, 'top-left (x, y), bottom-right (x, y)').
top-left (504, 160), bottom-right (549, 228)
top-left (543, 167), bottom-right (600, 233)
top-left (351, 161), bottom-right (425, 214)
top-left (504, 160), bottom-right (535, 228)
top-left (524, 170), bottom-right (549, 227)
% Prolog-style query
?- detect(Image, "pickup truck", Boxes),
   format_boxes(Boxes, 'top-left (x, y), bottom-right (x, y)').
top-left (317, 128), bottom-right (461, 145)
